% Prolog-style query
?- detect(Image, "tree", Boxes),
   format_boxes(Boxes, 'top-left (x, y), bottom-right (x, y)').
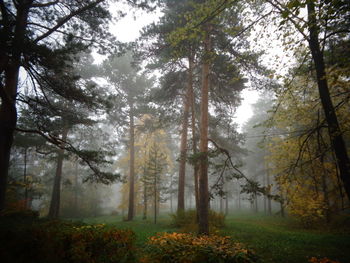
top-left (143, 142), bottom-right (169, 224)
top-left (241, 92), bottom-right (276, 215)
top-left (140, 2), bottom-right (257, 230)
top-left (116, 115), bottom-right (173, 220)
top-left (0, 0), bottom-right (114, 212)
top-left (265, 0), bottom-right (350, 202)
top-left (101, 53), bottom-right (153, 221)
top-left (265, 61), bottom-right (349, 223)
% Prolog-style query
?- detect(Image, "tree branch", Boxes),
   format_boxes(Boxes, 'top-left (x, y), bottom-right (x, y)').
top-left (33, 0), bottom-right (105, 43)
top-left (32, 0), bottom-right (58, 8)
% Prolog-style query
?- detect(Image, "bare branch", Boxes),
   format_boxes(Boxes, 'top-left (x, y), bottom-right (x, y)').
top-left (32, 0), bottom-right (58, 8)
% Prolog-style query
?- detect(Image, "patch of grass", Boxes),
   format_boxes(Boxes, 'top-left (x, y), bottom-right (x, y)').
top-left (221, 212), bottom-right (350, 263)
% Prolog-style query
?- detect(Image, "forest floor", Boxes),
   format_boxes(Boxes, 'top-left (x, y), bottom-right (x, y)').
top-left (81, 212), bottom-right (350, 263)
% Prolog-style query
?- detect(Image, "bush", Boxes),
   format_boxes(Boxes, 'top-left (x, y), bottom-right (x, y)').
top-left (170, 210), bottom-right (225, 233)
top-left (309, 257), bottom-right (340, 263)
top-left (0, 219), bottom-right (136, 263)
top-left (142, 232), bottom-right (258, 263)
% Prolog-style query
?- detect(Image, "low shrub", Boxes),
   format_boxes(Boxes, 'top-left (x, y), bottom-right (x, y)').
top-left (0, 219), bottom-right (136, 263)
top-left (142, 232), bottom-right (258, 263)
top-left (170, 210), bottom-right (225, 233)
top-left (309, 257), bottom-right (340, 263)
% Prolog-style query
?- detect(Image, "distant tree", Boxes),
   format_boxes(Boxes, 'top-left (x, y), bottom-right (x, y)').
top-left (241, 92), bottom-right (276, 215)
top-left (101, 54), bottom-right (153, 221)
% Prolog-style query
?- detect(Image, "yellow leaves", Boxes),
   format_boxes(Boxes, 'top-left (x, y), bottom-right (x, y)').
top-left (145, 232), bottom-right (254, 262)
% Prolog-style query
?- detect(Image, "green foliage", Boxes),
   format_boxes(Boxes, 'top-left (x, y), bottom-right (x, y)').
top-left (170, 209), bottom-right (225, 233)
top-left (0, 219), bottom-right (136, 263)
top-left (142, 232), bottom-right (258, 263)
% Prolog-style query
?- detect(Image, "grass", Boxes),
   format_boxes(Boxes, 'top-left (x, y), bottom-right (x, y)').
top-left (221, 212), bottom-right (350, 263)
top-left (79, 212), bottom-right (350, 263)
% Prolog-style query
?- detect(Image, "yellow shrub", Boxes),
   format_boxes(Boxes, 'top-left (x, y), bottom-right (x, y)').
top-left (142, 232), bottom-right (257, 263)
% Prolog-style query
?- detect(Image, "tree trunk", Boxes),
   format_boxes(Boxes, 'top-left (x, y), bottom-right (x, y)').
top-left (0, 2), bottom-right (32, 212)
top-left (177, 68), bottom-right (192, 212)
top-left (307, 1), bottom-right (350, 201)
top-left (143, 183), bottom-right (147, 220)
top-left (263, 174), bottom-right (267, 214)
top-left (74, 161), bottom-right (78, 216)
top-left (280, 201), bottom-right (285, 218)
top-left (198, 25), bottom-right (211, 235)
top-left (238, 183), bottom-right (241, 210)
top-left (188, 54), bottom-right (200, 213)
top-left (154, 165), bottom-right (157, 224)
top-left (127, 102), bottom-right (135, 221)
top-left (266, 172), bottom-right (272, 215)
top-left (23, 148), bottom-right (28, 209)
top-left (48, 127), bottom-right (68, 219)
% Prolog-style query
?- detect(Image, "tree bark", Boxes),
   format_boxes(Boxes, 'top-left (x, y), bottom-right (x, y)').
top-left (177, 70), bottom-right (191, 212)
top-left (74, 160), bottom-right (78, 216)
top-left (307, 1), bottom-right (350, 201)
top-left (154, 155), bottom-right (158, 224)
top-left (0, 1), bottom-right (32, 212)
top-left (48, 127), bottom-right (68, 219)
top-left (143, 184), bottom-right (147, 220)
top-left (198, 25), bottom-right (211, 235)
top-left (188, 54), bottom-right (200, 213)
top-left (23, 148), bottom-right (28, 209)
top-left (127, 102), bottom-right (135, 221)
top-left (266, 172), bottom-right (272, 215)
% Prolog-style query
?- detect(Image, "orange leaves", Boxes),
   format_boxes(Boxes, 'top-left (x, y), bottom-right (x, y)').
top-left (309, 257), bottom-right (341, 263)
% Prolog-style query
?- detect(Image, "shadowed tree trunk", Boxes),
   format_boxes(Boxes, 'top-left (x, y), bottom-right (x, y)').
top-left (0, 1), bottom-right (32, 212)
top-left (127, 101), bottom-right (135, 221)
top-left (23, 148), bottom-right (28, 208)
top-left (307, 1), bottom-right (350, 202)
top-left (266, 169), bottom-right (272, 215)
top-left (48, 127), bottom-right (68, 219)
top-left (74, 161), bottom-right (79, 216)
top-left (198, 25), bottom-right (211, 235)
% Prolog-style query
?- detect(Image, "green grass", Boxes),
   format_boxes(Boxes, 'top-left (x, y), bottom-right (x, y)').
top-left (79, 212), bottom-right (350, 263)
top-left (221, 212), bottom-right (350, 263)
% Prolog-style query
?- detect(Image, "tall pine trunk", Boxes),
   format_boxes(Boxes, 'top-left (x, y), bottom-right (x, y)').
top-left (188, 54), bottom-right (200, 212)
top-left (177, 68), bottom-right (192, 212)
top-left (198, 25), bottom-right (211, 235)
top-left (307, 1), bottom-right (350, 201)
top-left (48, 127), bottom-right (68, 219)
top-left (0, 2), bottom-right (31, 212)
top-left (127, 101), bottom-right (135, 221)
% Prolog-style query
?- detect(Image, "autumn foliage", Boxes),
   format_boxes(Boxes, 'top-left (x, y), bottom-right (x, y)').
top-left (0, 218), bottom-right (136, 263)
top-left (142, 232), bottom-right (258, 263)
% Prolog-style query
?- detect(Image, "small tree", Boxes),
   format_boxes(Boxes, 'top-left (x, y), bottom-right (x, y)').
top-left (142, 143), bottom-right (168, 224)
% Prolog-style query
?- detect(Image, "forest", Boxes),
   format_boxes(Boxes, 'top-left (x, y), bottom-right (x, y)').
top-left (0, 0), bottom-right (349, 262)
